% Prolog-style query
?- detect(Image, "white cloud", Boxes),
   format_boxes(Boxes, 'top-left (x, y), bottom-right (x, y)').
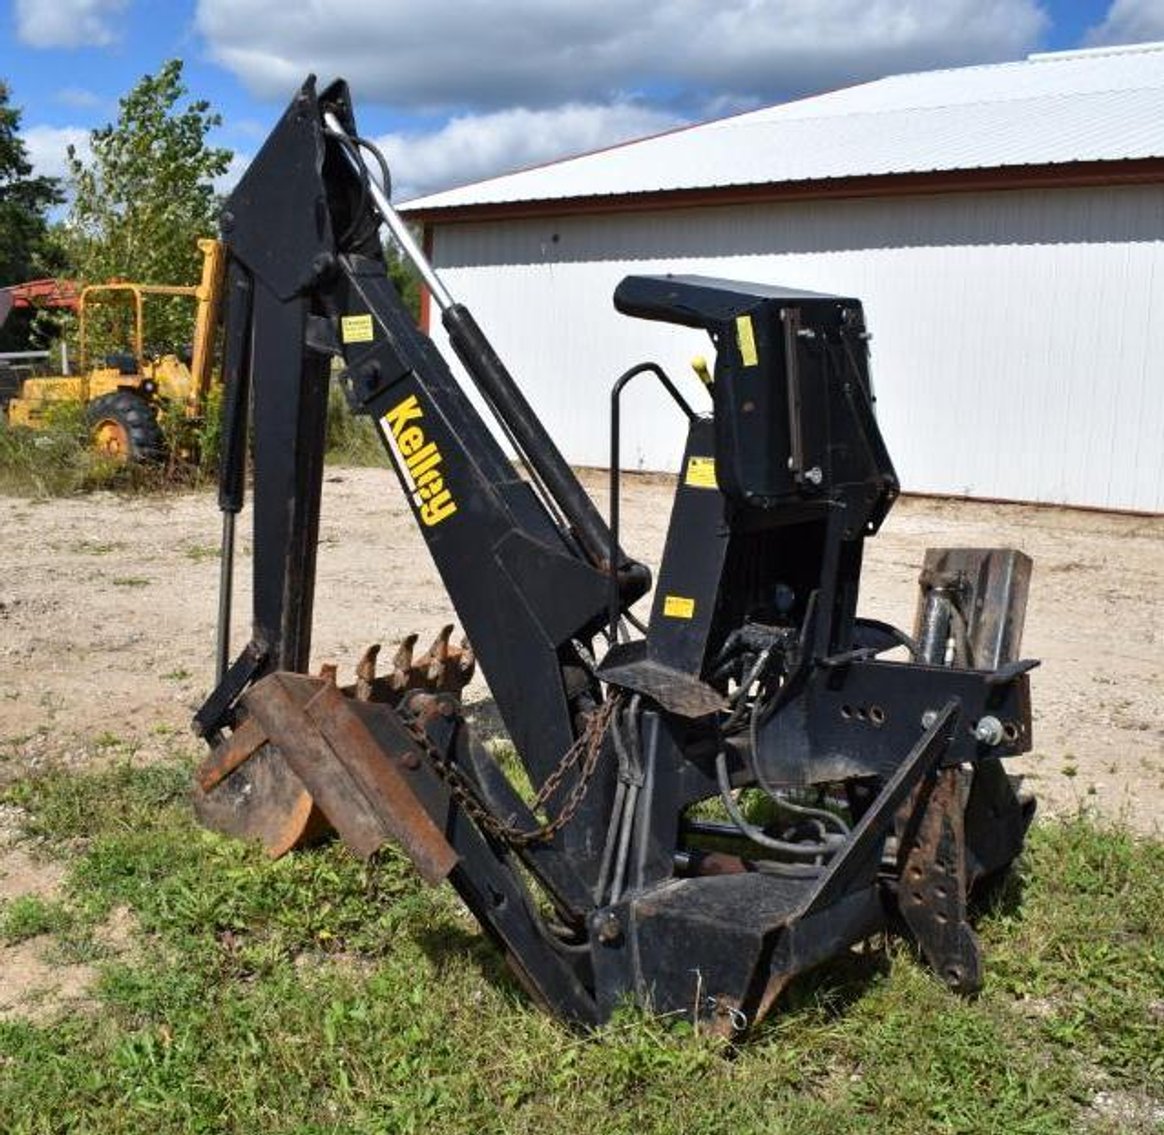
top-left (22, 125), bottom-right (91, 182)
top-left (54, 87), bottom-right (104, 109)
top-left (14, 0), bottom-right (129, 49)
top-left (1086, 0), bottom-right (1164, 45)
top-left (379, 102), bottom-right (686, 200)
top-left (195, 0), bottom-right (1049, 112)
top-left (200, 0), bottom-right (1049, 197)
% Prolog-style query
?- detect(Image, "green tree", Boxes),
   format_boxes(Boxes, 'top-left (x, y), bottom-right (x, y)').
top-left (64, 59), bottom-right (231, 353)
top-left (0, 82), bottom-right (64, 351)
top-left (385, 239), bottom-right (422, 322)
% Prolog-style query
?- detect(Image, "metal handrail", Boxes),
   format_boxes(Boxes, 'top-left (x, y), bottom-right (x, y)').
top-left (607, 362), bottom-right (697, 643)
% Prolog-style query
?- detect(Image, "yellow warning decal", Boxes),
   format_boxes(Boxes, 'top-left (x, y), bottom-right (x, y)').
top-left (663, 595), bottom-right (696, 619)
top-left (341, 313), bottom-right (374, 344)
top-left (735, 314), bottom-right (758, 367)
top-left (684, 455), bottom-right (717, 489)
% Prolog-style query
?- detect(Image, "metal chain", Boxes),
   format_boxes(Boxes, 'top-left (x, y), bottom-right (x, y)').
top-left (402, 694), bottom-right (620, 847)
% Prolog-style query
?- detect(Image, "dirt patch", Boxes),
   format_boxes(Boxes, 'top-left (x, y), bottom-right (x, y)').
top-left (0, 903), bottom-right (136, 1023)
top-left (0, 848), bottom-right (66, 902)
top-left (0, 761), bottom-right (136, 1021)
top-left (0, 937), bottom-right (99, 1022)
top-left (1089, 1087), bottom-right (1164, 1133)
top-left (1, 470), bottom-right (1161, 833)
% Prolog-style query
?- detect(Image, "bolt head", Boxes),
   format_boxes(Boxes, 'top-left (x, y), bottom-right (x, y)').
top-left (974, 715), bottom-right (1004, 746)
top-left (597, 911), bottom-right (622, 944)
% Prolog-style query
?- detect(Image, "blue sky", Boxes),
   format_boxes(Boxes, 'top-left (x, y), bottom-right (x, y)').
top-left (2, 0), bottom-right (1160, 201)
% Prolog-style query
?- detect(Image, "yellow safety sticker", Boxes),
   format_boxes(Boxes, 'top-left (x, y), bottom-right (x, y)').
top-left (735, 314), bottom-right (758, 367)
top-left (684, 455), bottom-right (717, 489)
top-left (341, 313), bottom-right (374, 344)
top-left (663, 595), bottom-right (696, 619)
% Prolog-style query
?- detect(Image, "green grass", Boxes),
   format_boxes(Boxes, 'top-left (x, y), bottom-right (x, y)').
top-left (0, 758), bottom-right (1161, 1134)
top-left (0, 379), bottom-right (385, 500)
top-left (0, 402), bottom-right (218, 499)
top-left (0, 894), bottom-right (74, 944)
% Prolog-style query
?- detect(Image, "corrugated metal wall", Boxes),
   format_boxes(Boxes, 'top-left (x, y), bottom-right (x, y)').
top-left (427, 185), bottom-right (1164, 512)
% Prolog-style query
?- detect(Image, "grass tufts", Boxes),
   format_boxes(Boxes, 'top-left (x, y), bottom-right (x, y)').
top-left (0, 757), bottom-right (1160, 1133)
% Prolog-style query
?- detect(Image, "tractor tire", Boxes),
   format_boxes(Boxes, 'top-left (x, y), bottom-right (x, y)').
top-left (0, 363), bottom-right (19, 412)
top-left (86, 390), bottom-right (166, 463)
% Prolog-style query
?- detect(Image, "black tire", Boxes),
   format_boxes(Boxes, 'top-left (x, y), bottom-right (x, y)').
top-left (86, 390), bottom-right (166, 463)
top-left (0, 363), bottom-right (19, 412)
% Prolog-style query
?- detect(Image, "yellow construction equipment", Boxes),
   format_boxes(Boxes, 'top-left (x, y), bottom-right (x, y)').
top-left (1, 238), bottom-right (226, 461)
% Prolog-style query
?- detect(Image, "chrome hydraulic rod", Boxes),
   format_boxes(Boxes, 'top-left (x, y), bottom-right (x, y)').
top-left (322, 111), bottom-right (453, 311)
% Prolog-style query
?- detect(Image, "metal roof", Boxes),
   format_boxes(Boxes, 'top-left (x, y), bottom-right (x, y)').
top-left (403, 42), bottom-right (1164, 214)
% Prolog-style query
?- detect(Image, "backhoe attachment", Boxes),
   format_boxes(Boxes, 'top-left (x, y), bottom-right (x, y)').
top-left (192, 76), bottom-right (1037, 1035)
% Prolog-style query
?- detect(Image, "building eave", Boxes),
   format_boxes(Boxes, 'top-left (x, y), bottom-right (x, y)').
top-left (402, 157), bottom-right (1164, 227)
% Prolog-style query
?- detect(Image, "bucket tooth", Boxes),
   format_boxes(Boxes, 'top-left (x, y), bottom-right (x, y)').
top-left (355, 643), bottom-right (381, 701)
top-left (389, 633), bottom-right (419, 692)
top-left (421, 625), bottom-right (454, 682)
top-left (457, 636), bottom-right (476, 683)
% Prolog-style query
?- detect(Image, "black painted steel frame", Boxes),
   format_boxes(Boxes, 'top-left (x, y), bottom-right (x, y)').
top-left (194, 76), bottom-right (1036, 1032)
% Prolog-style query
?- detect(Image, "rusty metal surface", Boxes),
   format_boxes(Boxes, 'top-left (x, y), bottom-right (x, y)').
top-left (799, 699), bottom-right (960, 919)
top-left (195, 715), bottom-right (266, 793)
top-left (343, 626), bottom-right (476, 704)
top-left (192, 741), bottom-right (327, 858)
top-left (302, 679), bottom-right (459, 884)
top-left (913, 548), bottom-right (1032, 670)
top-left (243, 673), bottom-right (390, 859)
top-left (194, 666), bottom-right (462, 878)
top-left (240, 672), bottom-right (458, 883)
top-left (897, 766), bottom-right (982, 993)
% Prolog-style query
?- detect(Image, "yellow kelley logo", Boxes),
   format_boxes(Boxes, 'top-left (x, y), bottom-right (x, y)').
top-left (380, 394), bottom-right (458, 526)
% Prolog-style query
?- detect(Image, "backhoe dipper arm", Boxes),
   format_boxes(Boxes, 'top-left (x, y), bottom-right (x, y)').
top-left (195, 77), bottom-right (643, 860)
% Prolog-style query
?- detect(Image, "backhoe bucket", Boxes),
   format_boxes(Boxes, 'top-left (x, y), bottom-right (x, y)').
top-left (194, 671), bottom-right (458, 883)
top-left (194, 736), bottom-right (326, 858)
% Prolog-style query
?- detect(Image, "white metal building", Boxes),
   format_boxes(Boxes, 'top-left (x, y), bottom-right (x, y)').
top-left (402, 43), bottom-right (1164, 513)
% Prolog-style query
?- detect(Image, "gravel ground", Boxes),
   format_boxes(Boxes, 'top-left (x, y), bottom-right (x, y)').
top-left (1, 468), bottom-right (1161, 832)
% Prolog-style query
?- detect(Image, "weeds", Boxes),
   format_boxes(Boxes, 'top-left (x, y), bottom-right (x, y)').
top-left (0, 400), bottom-right (215, 498)
top-left (325, 378), bottom-right (389, 467)
top-left (0, 894), bottom-right (74, 944)
top-left (0, 378), bottom-right (383, 500)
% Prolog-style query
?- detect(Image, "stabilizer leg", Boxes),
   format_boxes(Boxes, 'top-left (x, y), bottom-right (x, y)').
top-left (896, 766), bottom-right (981, 993)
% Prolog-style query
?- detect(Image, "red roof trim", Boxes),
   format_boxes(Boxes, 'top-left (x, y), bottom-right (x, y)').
top-left (403, 158), bottom-right (1164, 225)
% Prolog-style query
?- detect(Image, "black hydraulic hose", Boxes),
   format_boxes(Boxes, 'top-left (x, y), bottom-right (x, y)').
top-left (607, 695), bottom-right (644, 905)
top-left (714, 749), bottom-right (838, 860)
top-left (608, 783), bottom-right (639, 905)
top-left (746, 693), bottom-right (851, 837)
top-left (593, 779), bottom-right (627, 905)
top-left (853, 617), bottom-right (922, 662)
